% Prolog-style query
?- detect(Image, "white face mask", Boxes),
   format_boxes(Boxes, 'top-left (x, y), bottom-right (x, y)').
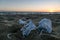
top-left (38, 18), bottom-right (52, 33)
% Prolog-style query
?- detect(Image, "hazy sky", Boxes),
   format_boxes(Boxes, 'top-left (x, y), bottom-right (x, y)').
top-left (0, 0), bottom-right (60, 12)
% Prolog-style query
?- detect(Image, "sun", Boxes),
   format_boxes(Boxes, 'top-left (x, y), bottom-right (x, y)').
top-left (49, 9), bottom-right (54, 12)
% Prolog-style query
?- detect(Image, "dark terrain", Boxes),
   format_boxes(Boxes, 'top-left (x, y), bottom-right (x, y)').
top-left (0, 13), bottom-right (60, 40)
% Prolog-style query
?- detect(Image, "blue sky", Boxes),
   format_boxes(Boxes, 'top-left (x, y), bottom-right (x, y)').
top-left (0, 0), bottom-right (60, 12)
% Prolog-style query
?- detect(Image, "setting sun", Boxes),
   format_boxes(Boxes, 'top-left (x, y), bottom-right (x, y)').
top-left (48, 9), bottom-right (55, 12)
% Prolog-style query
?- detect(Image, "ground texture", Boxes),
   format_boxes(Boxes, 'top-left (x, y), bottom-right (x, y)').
top-left (0, 14), bottom-right (60, 40)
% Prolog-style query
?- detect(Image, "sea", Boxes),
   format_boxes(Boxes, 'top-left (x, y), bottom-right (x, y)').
top-left (0, 11), bottom-right (60, 15)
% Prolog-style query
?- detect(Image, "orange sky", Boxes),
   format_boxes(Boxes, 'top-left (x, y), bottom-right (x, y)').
top-left (0, 0), bottom-right (60, 12)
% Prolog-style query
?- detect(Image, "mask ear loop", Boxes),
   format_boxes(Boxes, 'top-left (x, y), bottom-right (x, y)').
top-left (7, 33), bottom-right (12, 39)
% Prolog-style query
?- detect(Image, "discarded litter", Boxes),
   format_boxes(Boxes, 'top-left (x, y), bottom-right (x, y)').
top-left (20, 18), bottom-right (52, 37)
top-left (38, 18), bottom-right (52, 33)
top-left (21, 19), bottom-right (36, 37)
top-left (18, 19), bottom-right (26, 25)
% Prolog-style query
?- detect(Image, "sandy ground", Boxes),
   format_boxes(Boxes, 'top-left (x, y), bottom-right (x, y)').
top-left (0, 14), bottom-right (60, 40)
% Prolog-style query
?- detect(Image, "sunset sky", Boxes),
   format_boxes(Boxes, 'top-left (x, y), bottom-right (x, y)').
top-left (0, 0), bottom-right (60, 12)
